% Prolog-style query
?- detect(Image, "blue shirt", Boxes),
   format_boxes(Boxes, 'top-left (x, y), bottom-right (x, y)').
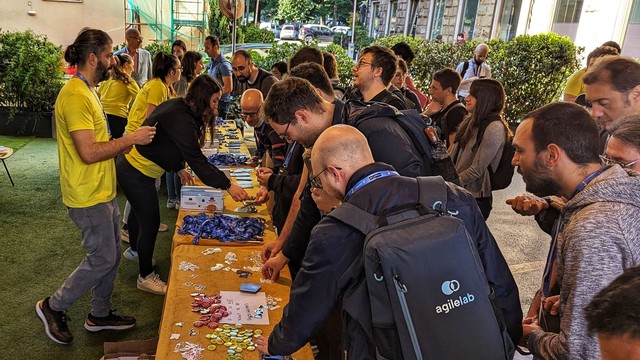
top-left (208, 53), bottom-right (232, 102)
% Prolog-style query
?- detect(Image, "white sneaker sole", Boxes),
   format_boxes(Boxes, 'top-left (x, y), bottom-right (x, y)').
top-left (137, 282), bottom-right (167, 295)
top-left (84, 321), bottom-right (135, 332)
top-left (35, 300), bottom-right (72, 345)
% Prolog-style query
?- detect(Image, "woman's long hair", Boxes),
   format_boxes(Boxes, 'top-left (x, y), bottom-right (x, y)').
top-left (185, 74), bottom-right (222, 146)
top-left (152, 52), bottom-right (179, 97)
top-left (182, 51), bottom-right (203, 83)
top-left (455, 79), bottom-right (511, 149)
top-left (108, 53), bottom-right (134, 85)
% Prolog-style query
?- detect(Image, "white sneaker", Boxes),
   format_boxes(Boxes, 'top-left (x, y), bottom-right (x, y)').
top-left (158, 223), bottom-right (169, 232)
top-left (123, 247), bottom-right (156, 266)
top-left (167, 199), bottom-right (178, 209)
top-left (174, 200), bottom-right (180, 210)
top-left (137, 272), bottom-right (167, 295)
top-left (120, 228), bottom-right (129, 243)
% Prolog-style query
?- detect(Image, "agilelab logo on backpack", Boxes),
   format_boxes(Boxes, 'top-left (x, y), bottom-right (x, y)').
top-left (435, 280), bottom-right (475, 314)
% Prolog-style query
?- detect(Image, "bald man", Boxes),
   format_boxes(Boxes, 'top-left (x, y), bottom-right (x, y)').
top-left (114, 28), bottom-right (152, 87)
top-left (255, 125), bottom-right (522, 358)
top-left (455, 43), bottom-right (491, 100)
top-left (241, 89), bottom-right (303, 232)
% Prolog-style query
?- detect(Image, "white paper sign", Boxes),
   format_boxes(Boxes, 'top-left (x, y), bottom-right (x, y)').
top-left (219, 291), bottom-right (269, 325)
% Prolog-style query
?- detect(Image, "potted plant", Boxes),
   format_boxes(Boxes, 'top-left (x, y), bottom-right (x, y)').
top-left (0, 29), bottom-right (64, 137)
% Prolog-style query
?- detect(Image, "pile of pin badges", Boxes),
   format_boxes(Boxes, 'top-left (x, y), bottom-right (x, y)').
top-left (190, 293), bottom-right (229, 329)
top-left (204, 324), bottom-right (263, 359)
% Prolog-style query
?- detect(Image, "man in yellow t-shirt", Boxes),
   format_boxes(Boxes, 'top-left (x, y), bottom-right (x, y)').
top-left (35, 28), bottom-right (156, 345)
top-left (563, 45), bottom-right (620, 102)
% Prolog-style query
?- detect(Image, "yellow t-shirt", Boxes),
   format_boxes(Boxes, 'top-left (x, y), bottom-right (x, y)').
top-left (124, 146), bottom-right (165, 179)
top-left (55, 77), bottom-right (116, 208)
top-left (564, 67), bottom-right (586, 97)
top-left (126, 77), bottom-right (170, 134)
top-left (97, 77), bottom-right (140, 118)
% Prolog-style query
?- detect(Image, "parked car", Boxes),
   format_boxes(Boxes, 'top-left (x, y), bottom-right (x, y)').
top-left (219, 43), bottom-right (273, 59)
top-left (280, 24), bottom-right (299, 40)
top-left (298, 24), bottom-right (334, 43)
top-left (331, 26), bottom-right (351, 35)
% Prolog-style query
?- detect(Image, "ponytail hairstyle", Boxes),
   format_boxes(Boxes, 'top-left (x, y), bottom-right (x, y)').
top-left (152, 52), bottom-right (179, 97)
top-left (185, 74), bottom-right (222, 146)
top-left (455, 78), bottom-right (511, 148)
top-left (64, 27), bottom-right (112, 68)
top-left (108, 53), bottom-right (134, 85)
top-left (182, 51), bottom-right (203, 83)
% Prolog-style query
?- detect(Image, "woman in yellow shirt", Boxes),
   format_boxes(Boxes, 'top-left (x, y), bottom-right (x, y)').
top-left (126, 52), bottom-right (181, 134)
top-left (97, 53), bottom-right (139, 138)
top-left (122, 52), bottom-right (181, 241)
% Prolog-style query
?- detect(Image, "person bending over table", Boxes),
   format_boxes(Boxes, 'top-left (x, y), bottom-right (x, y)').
top-left (116, 74), bottom-right (249, 295)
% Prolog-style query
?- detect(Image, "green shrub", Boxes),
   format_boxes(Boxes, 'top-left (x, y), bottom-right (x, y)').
top-left (238, 24), bottom-right (275, 44)
top-left (374, 34), bottom-right (580, 123)
top-left (252, 42), bottom-right (354, 87)
top-left (0, 29), bottom-right (64, 115)
top-left (144, 42), bottom-right (172, 58)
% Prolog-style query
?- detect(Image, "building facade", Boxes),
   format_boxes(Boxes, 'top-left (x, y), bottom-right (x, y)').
top-left (367, 0), bottom-right (640, 59)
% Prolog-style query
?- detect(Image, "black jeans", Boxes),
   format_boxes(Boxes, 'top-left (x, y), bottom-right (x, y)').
top-left (116, 155), bottom-right (159, 277)
top-left (107, 114), bottom-right (127, 139)
top-left (475, 196), bottom-right (493, 220)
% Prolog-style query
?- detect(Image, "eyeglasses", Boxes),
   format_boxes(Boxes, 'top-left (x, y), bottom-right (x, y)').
top-left (240, 111), bottom-right (258, 118)
top-left (600, 154), bottom-right (640, 169)
top-left (278, 122), bottom-right (291, 141)
top-left (354, 60), bottom-right (373, 70)
top-left (232, 65), bottom-right (246, 72)
top-left (310, 166), bottom-right (342, 188)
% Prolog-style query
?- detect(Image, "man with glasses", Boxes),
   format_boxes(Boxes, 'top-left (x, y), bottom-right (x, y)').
top-left (204, 35), bottom-right (233, 119)
top-left (240, 89), bottom-right (304, 234)
top-left (511, 102), bottom-right (640, 359)
top-left (255, 125), bottom-right (521, 358)
top-left (115, 28), bottom-right (152, 87)
top-left (231, 50), bottom-right (278, 99)
top-left (351, 45), bottom-right (408, 110)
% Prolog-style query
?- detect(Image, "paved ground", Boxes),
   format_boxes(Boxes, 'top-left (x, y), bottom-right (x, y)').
top-left (488, 173), bottom-right (549, 313)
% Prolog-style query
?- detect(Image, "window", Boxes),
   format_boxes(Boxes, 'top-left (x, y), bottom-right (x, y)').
top-left (554, 0), bottom-right (583, 23)
top-left (369, 2), bottom-right (381, 38)
top-left (461, 0), bottom-right (480, 40)
top-left (497, 0), bottom-right (521, 40)
top-left (430, 0), bottom-right (446, 39)
top-left (631, 0), bottom-right (640, 24)
top-left (388, 1), bottom-right (398, 35)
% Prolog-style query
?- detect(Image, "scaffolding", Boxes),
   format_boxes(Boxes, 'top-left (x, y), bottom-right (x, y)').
top-left (124, 0), bottom-right (209, 49)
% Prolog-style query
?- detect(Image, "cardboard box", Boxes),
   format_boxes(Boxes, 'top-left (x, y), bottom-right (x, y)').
top-left (101, 338), bottom-right (157, 360)
top-left (180, 185), bottom-right (224, 212)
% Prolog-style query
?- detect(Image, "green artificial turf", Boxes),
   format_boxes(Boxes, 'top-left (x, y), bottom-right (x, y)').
top-left (0, 138), bottom-right (178, 359)
top-left (0, 135), bottom-right (33, 152)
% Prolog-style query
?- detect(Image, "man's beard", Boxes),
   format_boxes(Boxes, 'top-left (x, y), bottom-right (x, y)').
top-left (237, 75), bottom-right (249, 83)
top-left (96, 62), bottom-right (110, 83)
top-left (522, 156), bottom-right (561, 197)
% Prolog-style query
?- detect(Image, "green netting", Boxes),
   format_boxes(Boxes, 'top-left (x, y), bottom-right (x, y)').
top-left (127, 0), bottom-right (208, 43)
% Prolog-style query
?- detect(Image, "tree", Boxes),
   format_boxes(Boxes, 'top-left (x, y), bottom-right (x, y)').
top-left (277, 0), bottom-right (316, 23)
top-left (208, 0), bottom-right (232, 43)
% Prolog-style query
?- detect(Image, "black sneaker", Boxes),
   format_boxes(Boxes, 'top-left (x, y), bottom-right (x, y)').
top-left (35, 298), bottom-right (73, 344)
top-left (84, 310), bottom-right (136, 332)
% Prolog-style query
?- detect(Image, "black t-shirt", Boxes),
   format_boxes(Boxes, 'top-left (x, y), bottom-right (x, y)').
top-left (431, 101), bottom-right (467, 144)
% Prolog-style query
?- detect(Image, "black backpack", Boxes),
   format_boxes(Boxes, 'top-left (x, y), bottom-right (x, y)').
top-left (329, 176), bottom-right (515, 360)
top-left (477, 120), bottom-right (515, 190)
top-left (344, 100), bottom-right (460, 184)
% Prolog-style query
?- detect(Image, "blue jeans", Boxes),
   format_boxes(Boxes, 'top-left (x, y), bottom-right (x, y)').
top-left (218, 100), bottom-right (231, 120)
top-left (49, 199), bottom-right (122, 317)
top-left (166, 171), bottom-right (181, 200)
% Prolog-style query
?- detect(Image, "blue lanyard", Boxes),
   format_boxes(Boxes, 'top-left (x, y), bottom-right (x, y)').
top-left (542, 166), bottom-right (609, 296)
top-left (344, 170), bottom-right (399, 201)
top-left (283, 141), bottom-right (298, 168)
top-left (75, 73), bottom-right (111, 137)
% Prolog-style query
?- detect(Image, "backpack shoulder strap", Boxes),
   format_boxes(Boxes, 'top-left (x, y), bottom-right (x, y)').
top-left (328, 202), bottom-right (379, 235)
top-left (417, 176), bottom-right (448, 213)
top-left (461, 60), bottom-right (470, 76)
top-left (440, 101), bottom-right (466, 138)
